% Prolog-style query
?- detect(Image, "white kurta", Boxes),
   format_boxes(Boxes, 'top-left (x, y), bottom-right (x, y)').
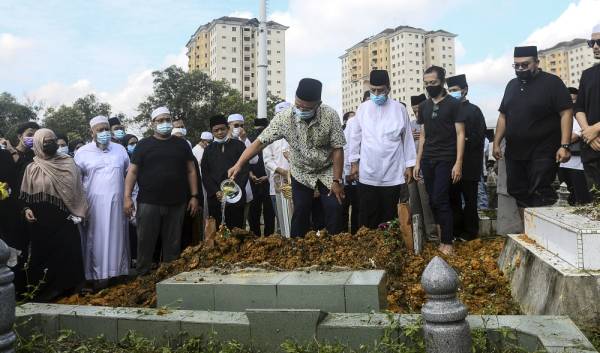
top-left (192, 144), bottom-right (209, 220)
top-left (75, 142), bottom-right (130, 280)
top-left (263, 139), bottom-right (290, 196)
top-left (349, 99), bottom-right (417, 186)
top-left (343, 117), bottom-right (358, 185)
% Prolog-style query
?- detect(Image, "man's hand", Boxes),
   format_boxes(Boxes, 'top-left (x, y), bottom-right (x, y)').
top-left (492, 143), bottom-right (503, 160)
top-left (258, 176), bottom-right (268, 184)
top-left (228, 163), bottom-right (242, 180)
top-left (188, 197), bottom-right (199, 217)
top-left (404, 167), bottom-right (414, 184)
top-left (556, 147), bottom-right (571, 163)
top-left (591, 137), bottom-right (600, 151)
top-left (249, 173), bottom-right (258, 184)
top-left (275, 168), bottom-right (289, 179)
top-left (412, 129), bottom-right (420, 141)
top-left (329, 181), bottom-right (345, 204)
top-left (451, 163), bottom-right (462, 184)
top-left (413, 163), bottom-right (421, 181)
top-left (124, 196), bottom-right (135, 218)
top-left (582, 125), bottom-right (600, 144)
top-left (216, 191), bottom-right (224, 202)
top-left (24, 208), bottom-right (37, 223)
top-left (350, 163), bottom-right (359, 181)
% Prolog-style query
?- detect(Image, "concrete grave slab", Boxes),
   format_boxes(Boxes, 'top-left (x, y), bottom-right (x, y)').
top-left (213, 271), bottom-right (288, 311)
top-left (58, 306), bottom-right (142, 341)
top-left (276, 271), bottom-right (352, 312)
top-left (344, 270), bottom-right (387, 313)
top-left (15, 303), bottom-right (79, 337)
top-left (117, 309), bottom-right (185, 346)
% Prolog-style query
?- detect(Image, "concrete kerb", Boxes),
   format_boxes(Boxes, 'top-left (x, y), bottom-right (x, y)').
top-left (15, 303), bottom-right (598, 352)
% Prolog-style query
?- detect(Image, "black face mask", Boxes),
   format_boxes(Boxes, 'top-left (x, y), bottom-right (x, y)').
top-left (515, 69), bottom-right (533, 82)
top-left (42, 141), bottom-right (58, 156)
top-left (426, 85), bottom-right (443, 98)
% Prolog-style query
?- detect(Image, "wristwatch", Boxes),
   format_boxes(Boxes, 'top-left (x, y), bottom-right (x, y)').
top-left (561, 144), bottom-right (571, 151)
top-left (333, 178), bottom-right (343, 184)
top-left (190, 194), bottom-right (200, 199)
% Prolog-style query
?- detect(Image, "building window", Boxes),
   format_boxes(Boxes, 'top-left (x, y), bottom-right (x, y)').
top-left (232, 37), bottom-right (236, 42)
top-left (267, 40), bottom-right (271, 44)
top-left (232, 68), bottom-right (236, 73)
top-left (244, 87), bottom-right (250, 91)
top-left (232, 58), bottom-right (236, 63)
top-left (244, 76), bottom-right (250, 81)
top-left (232, 78), bottom-right (236, 84)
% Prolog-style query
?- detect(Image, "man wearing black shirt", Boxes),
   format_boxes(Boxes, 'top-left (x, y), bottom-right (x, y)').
top-left (201, 115), bottom-right (249, 229)
top-left (493, 46), bottom-right (573, 213)
top-left (576, 25), bottom-right (600, 190)
top-left (414, 66), bottom-right (466, 255)
top-left (447, 74), bottom-right (486, 241)
top-left (248, 118), bottom-right (275, 236)
top-left (124, 106), bottom-right (200, 275)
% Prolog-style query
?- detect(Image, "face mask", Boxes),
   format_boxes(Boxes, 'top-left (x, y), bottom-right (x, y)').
top-left (0, 144), bottom-right (5, 150)
top-left (232, 127), bottom-right (241, 138)
top-left (370, 92), bottom-right (388, 106)
top-left (426, 85), bottom-right (443, 98)
top-left (57, 146), bottom-right (69, 155)
top-left (96, 131), bottom-right (111, 145)
top-left (23, 136), bottom-right (34, 149)
top-left (42, 141), bottom-right (58, 156)
top-left (515, 69), bottom-right (533, 82)
top-left (214, 136), bottom-right (229, 144)
top-left (294, 107), bottom-right (315, 120)
top-left (449, 91), bottom-right (462, 100)
top-left (113, 129), bottom-right (125, 140)
top-left (127, 144), bottom-right (136, 154)
top-left (171, 127), bottom-right (187, 136)
top-left (156, 122), bottom-right (173, 136)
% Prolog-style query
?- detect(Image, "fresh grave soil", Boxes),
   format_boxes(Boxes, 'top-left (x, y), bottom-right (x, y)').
top-left (57, 227), bottom-right (520, 315)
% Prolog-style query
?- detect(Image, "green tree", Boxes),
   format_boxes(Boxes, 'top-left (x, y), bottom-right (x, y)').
top-left (135, 66), bottom-right (284, 143)
top-left (44, 94), bottom-right (112, 142)
top-left (0, 92), bottom-right (38, 143)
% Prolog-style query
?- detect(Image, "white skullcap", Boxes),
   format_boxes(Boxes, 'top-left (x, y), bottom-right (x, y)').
top-left (227, 113), bottom-right (244, 123)
top-left (151, 106), bottom-right (170, 120)
top-left (594, 24), bottom-right (600, 34)
top-left (89, 115), bottom-right (109, 128)
top-left (275, 101), bottom-right (292, 114)
top-left (201, 131), bottom-right (213, 140)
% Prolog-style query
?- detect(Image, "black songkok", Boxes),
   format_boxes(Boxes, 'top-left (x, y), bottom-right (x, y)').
top-left (370, 70), bottom-right (390, 86)
top-left (410, 94), bottom-right (427, 106)
top-left (254, 118), bottom-right (268, 127)
top-left (295, 78), bottom-right (322, 101)
top-left (514, 46), bottom-right (538, 57)
top-left (209, 114), bottom-right (228, 129)
top-left (446, 74), bottom-right (468, 89)
top-left (108, 117), bottom-right (121, 127)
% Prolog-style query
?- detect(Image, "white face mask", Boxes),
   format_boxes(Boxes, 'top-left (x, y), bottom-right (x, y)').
top-left (214, 136), bottom-right (229, 144)
top-left (57, 146), bottom-right (69, 155)
top-left (171, 127), bottom-right (187, 136)
top-left (232, 127), bottom-right (241, 138)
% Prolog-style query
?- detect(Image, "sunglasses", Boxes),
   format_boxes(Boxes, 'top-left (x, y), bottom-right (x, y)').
top-left (512, 62), bottom-right (531, 69)
top-left (431, 104), bottom-right (439, 120)
top-left (588, 39), bottom-right (600, 48)
top-left (233, 123), bottom-right (244, 128)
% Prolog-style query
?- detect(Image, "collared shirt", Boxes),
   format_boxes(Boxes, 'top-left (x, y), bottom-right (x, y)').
top-left (349, 99), bottom-right (417, 186)
top-left (263, 139), bottom-right (290, 195)
top-left (258, 104), bottom-right (346, 189)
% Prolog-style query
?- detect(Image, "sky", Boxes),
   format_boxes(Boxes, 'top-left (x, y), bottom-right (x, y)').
top-left (1, 0), bottom-right (600, 128)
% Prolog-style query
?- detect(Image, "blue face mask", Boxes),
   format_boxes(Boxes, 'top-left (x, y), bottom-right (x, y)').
top-left (449, 91), bottom-right (462, 100)
top-left (156, 122), bottom-right (173, 135)
top-left (370, 92), bottom-right (388, 106)
top-left (96, 131), bottom-right (111, 145)
top-left (294, 107), bottom-right (315, 120)
top-left (113, 129), bottom-right (125, 140)
top-left (127, 144), bottom-right (136, 154)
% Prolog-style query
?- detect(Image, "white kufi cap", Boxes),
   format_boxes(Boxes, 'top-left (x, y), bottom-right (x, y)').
top-left (227, 113), bottom-right (244, 123)
top-left (201, 131), bottom-right (213, 140)
top-left (89, 115), bottom-right (109, 128)
top-left (275, 101), bottom-right (292, 114)
top-left (151, 106), bottom-right (170, 120)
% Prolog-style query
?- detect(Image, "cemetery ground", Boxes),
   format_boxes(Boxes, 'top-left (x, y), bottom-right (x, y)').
top-left (20, 224), bottom-right (596, 351)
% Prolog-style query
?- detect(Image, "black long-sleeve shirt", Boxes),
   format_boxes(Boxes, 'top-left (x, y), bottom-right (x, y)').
top-left (200, 139), bottom-right (249, 199)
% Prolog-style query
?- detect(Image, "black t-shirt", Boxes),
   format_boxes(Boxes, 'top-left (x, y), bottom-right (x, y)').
top-left (575, 64), bottom-right (600, 163)
top-left (417, 95), bottom-right (464, 161)
top-left (132, 136), bottom-right (194, 205)
top-left (499, 71), bottom-right (572, 160)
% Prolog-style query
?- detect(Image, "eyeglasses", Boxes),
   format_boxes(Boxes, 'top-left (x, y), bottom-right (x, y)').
top-left (512, 62), bottom-right (531, 69)
top-left (370, 88), bottom-right (388, 95)
top-left (588, 39), bottom-right (600, 48)
top-left (431, 104), bottom-right (439, 120)
top-left (233, 123), bottom-right (244, 128)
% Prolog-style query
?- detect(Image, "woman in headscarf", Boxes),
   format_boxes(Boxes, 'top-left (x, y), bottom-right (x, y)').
top-left (20, 128), bottom-right (87, 301)
top-left (120, 133), bottom-right (139, 265)
top-left (121, 134), bottom-right (138, 157)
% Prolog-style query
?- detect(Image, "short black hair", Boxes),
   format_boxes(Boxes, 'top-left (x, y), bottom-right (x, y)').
top-left (16, 121), bottom-right (40, 136)
top-left (55, 133), bottom-right (68, 144)
top-left (362, 90), bottom-right (370, 102)
top-left (424, 66), bottom-right (446, 82)
top-left (343, 111), bottom-right (355, 121)
top-left (568, 87), bottom-right (579, 95)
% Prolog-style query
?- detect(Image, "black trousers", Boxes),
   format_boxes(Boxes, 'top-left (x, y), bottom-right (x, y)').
top-left (450, 180), bottom-right (479, 240)
top-left (421, 159), bottom-right (454, 245)
top-left (558, 167), bottom-right (592, 205)
top-left (248, 192), bottom-right (275, 236)
top-left (358, 183), bottom-right (402, 229)
top-left (207, 196), bottom-right (245, 229)
top-left (290, 178), bottom-right (342, 237)
top-left (342, 184), bottom-right (360, 234)
top-left (583, 159), bottom-right (600, 193)
top-left (505, 158), bottom-right (558, 208)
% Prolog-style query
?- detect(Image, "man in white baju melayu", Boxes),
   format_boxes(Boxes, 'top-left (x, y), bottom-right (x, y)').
top-left (75, 115), bottom-right (130, 285)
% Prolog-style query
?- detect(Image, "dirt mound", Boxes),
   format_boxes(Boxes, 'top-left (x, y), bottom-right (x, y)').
top-left (58, 228), bottom-right (519, 315)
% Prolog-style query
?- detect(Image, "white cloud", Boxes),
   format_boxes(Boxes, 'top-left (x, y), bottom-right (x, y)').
top-left (455, 39), bottom-right (466, 60)
top-left (0, 33), bottom-right (33, 61)
top-left (460, 0), bottom-right (600, 127)
top-left (163, 47), bottom-right (189, 71)
top-left (229, 11), bottom-right (253, 19)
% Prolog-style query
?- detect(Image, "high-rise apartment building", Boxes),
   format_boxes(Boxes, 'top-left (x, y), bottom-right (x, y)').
top-left (538, 38), bottom-right (596, 88)
top-left (186, 17), bottom-right (288, 101)
top-left (340, 26), bottom-right (457, 114)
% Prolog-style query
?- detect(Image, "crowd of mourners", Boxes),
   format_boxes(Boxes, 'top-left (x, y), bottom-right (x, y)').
top-left (0, 25), bottom-right (599, 302)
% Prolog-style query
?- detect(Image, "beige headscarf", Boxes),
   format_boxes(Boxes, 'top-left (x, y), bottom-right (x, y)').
top-left (20, 129), bottom-right (88, 218)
